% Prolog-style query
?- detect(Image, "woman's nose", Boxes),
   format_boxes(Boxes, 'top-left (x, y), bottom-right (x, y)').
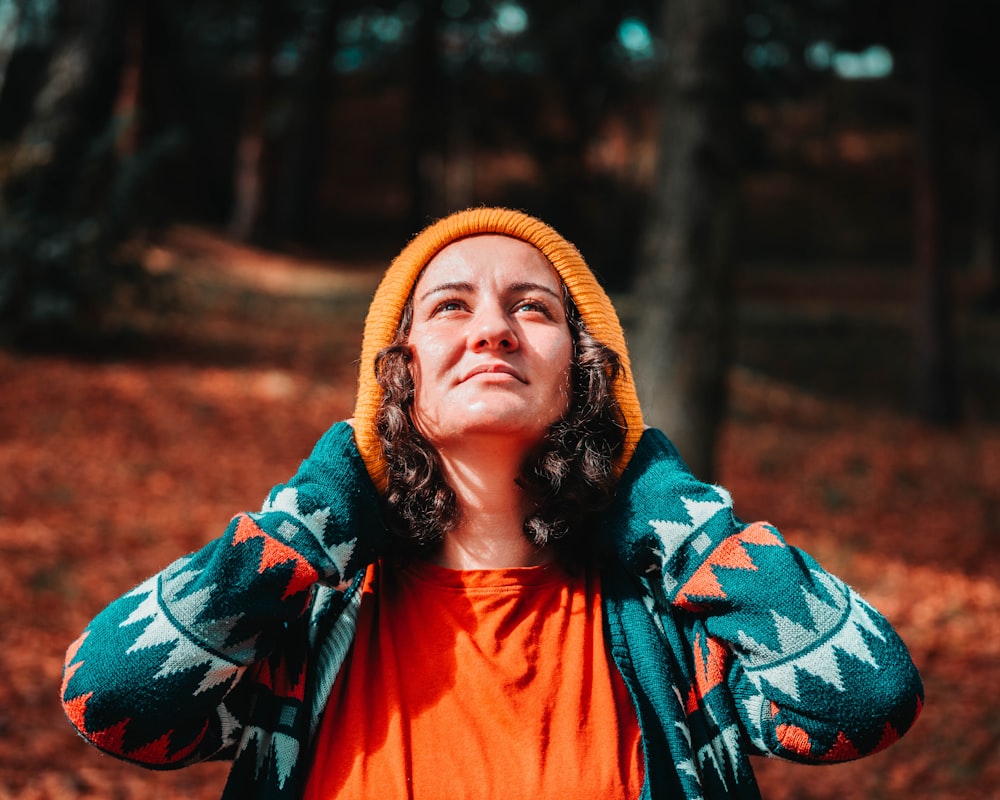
top-left (470, 308), bottom-right (518, 351)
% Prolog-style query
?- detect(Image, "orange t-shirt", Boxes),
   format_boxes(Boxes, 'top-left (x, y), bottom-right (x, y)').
top-left (304, 558), bottom-right (644, 800)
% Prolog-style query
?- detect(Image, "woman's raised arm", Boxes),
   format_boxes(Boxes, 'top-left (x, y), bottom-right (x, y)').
top-left (61, 421), bottom-right (387, 770)
top-left (603, 427), bottom-right (923, 764)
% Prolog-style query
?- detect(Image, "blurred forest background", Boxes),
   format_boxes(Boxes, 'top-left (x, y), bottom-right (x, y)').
top-left (1, 0), bottom-right (998, 798)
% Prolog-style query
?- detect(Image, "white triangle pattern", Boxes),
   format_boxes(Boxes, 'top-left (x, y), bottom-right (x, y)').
top-left (738, 569), bottom-right (849, 669)
top-left (120, 559), bottom-right (242, 695)
top-left (736, 629), bottom-right (782, 662)
top-left (216, 701), bottom-right (243, 750)
top-left (801, 582), bottom-right (844, 632)
top-left (256, 486), bottom-right (330, 540)
top-left (125, 594), bottom-right (182, 654)
top-left (251, 485), bottom-right (358, 586)
top-left (167, 584), bottom-right (216, 626)
top-left (740, 696), bottom-right (768, 752)
top-left (673, 718), bottom-right (701, 781)
top-left (831, 608), bottom-right (879, 669)
top-left (159, 563), bottom-right (202, 603)
top-left (648, 488), bottom-right (732, 565)
top-left (329, 538), bottom-right (359, 590)
top-left (650, 519), bottom-right (695, 556)
top-left (683, 496), bottom-right (730, 531)
top-left (742, 576), bottom-right (889, 703)
top-left (152, 643), bottom-right (237, 694)
top-left (238, 725), bottom-right (300, 789)
top-left (120, 576), bottom-right (161, 628)
top-left (771, 610), bottom-right (820, 657)
top-left (696, 724), bottom-right (742, 788)
top-left (847, 593), bottom-right (887, 642)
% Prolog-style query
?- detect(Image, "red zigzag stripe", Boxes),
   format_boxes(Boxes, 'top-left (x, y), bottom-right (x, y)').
top-left (233, 514), bottom-right (320, 599)
top-left (61, 631), bottom-right (209, 765)
top-left (676, 522), bottom-right (783, 609)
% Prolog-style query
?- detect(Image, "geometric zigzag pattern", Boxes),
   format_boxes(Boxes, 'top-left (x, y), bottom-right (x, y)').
top-left (674, 522), bottom-right (783, 608)
top-left (636, 465), bottom-right (921, 773)
top-left (236, 725), bottom-right (301, 790)
top-left (646, 493), bottom-right (892, 707)
top-left (59, 421), bottom-right (387, 797)
top-left (120, 559), bottom-right (247, 695)
top-left (737, 572), bottom-right (886, 702)
top-left (61, 422), bottom-right (922, 800)
top-left (647, 488), bottom-right (735, 591)
top-left (61, 630), bottom-right (213, 766)
top-left (250, 486), bottom-right (358, 591)
top-left (233, 656), bottom-right (309, 790)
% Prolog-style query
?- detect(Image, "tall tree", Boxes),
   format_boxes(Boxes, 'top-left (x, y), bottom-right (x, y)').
top-left (943, 0), bottom-right (1000, 311)
top-left (273, 0), bottom-right (341, 243)
top-left (630, 0), bottom-right (745, 479)
top-left (229, 0), bottom-right (281, 242)
top-left (0, 0), bottom-right (23, 103)
top-left (407, 0), bottom-right (445, 227)
top-left (974, 130), bottom-right (1000, 310)
top-left (0, 0), bottom-right (57, 142)
top-left (911, 0), bottom-right (959, 421)
top-left (4, 0), bottom-right (126, 214)
top-left (0, 0), bottom-right (128, 342)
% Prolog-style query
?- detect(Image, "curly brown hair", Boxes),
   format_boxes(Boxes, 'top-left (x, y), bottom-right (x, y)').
top-left (374, 283), bottom-right (627, 556)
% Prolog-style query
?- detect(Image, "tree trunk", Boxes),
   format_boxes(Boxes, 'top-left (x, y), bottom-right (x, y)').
top-left (273, 0), bottom-right (340, 244)
top-left (526, 0), bottom-right (616, 222)
top-left (407, 0), bottom-right (444, 227)
top-left (972, 127), bottom-right (1000, 310)
top-left (629, 0), bottom-right (744, 480)
top-left (442, 82), bottom-right (475, 213)
top-left (912, 0), bottom-right (960, 422)
top-left (0, 0), bottom-right (127, 342)
top-left (0, 1), bottom-right (54, 143)
top-left (5, 0), bottom-right (126, 214)
top-left (229, 0), bottom-right (280, 242)
top-left (0, 0), bottom-right (22, 102)
top-left (112, 0), bottom-right (145, 159)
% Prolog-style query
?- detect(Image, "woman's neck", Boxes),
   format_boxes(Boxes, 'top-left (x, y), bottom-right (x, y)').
top-left (430, 438), bottom-right (553, 570)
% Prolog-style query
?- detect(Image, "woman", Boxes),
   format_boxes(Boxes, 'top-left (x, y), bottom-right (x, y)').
top-left (62, 208), bottom-right (923, 799)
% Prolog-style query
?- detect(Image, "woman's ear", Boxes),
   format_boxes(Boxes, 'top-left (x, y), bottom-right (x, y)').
top-left (405, 345), bottom-right (417, 380)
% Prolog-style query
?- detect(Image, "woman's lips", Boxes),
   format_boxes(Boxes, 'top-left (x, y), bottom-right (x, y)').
top-left (461, 363), bottom-right (525, 383)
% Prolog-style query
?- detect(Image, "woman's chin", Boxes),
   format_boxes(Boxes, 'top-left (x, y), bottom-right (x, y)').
top-left (418, 413), bottom-right (554, 449)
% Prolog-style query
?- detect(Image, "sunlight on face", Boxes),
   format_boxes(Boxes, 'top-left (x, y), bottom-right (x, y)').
top-left (406, 234), bottom-right (573, 449)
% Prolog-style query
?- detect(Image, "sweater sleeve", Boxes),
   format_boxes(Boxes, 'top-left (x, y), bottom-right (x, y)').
top-left (604, 428), bottom-right (923, 763)
top-left (60, 421), bottom-right (387, 769)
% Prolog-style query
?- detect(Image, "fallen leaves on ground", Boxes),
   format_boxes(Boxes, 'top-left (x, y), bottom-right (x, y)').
top-left (0, 239), bottom-right (996, 799)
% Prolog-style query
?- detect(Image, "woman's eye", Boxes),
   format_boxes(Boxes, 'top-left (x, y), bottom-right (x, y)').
top-left (433, 300), bottom-right (464, 314)
top-left (514, 300), bottom-right (549, 316)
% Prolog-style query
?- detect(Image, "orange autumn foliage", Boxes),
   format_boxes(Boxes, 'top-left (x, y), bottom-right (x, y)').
top-left (0, 231), bottom-right (997, 799)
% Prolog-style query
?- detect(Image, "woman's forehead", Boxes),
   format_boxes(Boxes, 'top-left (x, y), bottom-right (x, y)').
top-left (415, 234), bottom-right (561, 292)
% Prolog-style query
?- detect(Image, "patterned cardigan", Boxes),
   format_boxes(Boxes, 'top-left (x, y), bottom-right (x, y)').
top-left (61, 422), bottom-right (923, 799)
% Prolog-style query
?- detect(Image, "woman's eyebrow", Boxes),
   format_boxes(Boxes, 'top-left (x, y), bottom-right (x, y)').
top-left (417, 281), bottom-right (475, 302)
top-left (507, 282), bottom-right (561, 300)
top-left (417, 280), bottom-right (560, 303)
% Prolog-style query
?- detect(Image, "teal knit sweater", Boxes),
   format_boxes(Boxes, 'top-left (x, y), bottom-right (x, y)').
top-left (61, 423), bottom-right (923, 799)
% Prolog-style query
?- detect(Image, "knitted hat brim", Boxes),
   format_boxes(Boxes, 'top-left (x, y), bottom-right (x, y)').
top-left (353, 207), bottom-right (643, 492)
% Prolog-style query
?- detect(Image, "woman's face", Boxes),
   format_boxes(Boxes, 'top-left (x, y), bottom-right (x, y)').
top-left (406, 234), bottom-right (573, 450)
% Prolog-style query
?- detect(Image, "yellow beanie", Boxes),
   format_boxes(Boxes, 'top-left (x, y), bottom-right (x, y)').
top-left (353, 207), bottom-right (643, 492)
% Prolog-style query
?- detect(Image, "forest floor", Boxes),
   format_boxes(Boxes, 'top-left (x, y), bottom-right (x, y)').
top-left (0, 226), bottom-right (998, 799)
